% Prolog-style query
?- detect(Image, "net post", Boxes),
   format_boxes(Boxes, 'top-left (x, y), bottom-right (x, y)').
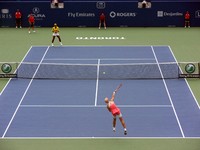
top-left (16, 62), bottom-right (18, 79)
top-left (177, 62), bottom-right (183, 78)
top-left (199, 62), bottom-right (200, 79)
top-left (178, 62), bottom-right (180, 79)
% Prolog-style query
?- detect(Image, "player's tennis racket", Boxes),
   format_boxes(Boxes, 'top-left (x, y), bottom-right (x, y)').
top-left (114, 83), bottom-right (122, 93)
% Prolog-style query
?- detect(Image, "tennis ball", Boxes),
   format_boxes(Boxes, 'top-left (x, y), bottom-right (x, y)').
top-left (103, 72), bottom-right (106, 74)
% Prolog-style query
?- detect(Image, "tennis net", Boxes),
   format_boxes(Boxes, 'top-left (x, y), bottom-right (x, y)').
top-left (13, 61), bottom-right (182, 80)
top-left (2, 61), bottom-right (199, 80)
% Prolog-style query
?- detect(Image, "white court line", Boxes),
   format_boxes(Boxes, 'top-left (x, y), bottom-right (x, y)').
top-left (42, 45), bottom-right (162, 47)
top-left (58, 45), bottom-right (172, 47)
top-left (94, 59), bottom-right (100, 106)
top-left (20, 105), bottom-right (172, 108)
top-left (151, 46), bottom-right (185, 138)
top-left (43, 58), bottom-right (156, 61)
top-left (2, 136), bottom-right (200, 139)
top-left (168, 46), bottom-right (200, 110)
top-left (2, 46), bottom-right (50, 138)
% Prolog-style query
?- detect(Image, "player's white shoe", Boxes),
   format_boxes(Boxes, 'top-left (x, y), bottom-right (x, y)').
top-left (113, 127), bottom-right (116, 132)
top-left (124, 130), bottom-right (127, 135)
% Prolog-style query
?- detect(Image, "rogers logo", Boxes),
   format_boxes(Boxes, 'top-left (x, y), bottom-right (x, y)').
top-left (110, 11), bottom-right (136, 18)
top-left (110, 11), bottom-right (116, 18)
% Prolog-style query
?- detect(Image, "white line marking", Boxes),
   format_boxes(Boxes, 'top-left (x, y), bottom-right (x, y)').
top-left (151, 46), bottom-right (185, 138)
top-left (20, 105), bottom-right (171, 108)
top-left (63, 45), bottom-right (173, 47)
top-left (2, 136), bottom-right (199, 140)
top-left (94, 59), bottom-right (100, 106)
top-left (2, 46), bottom-right (50, 138)
top-left (43, 58), bottom-right (156, 61)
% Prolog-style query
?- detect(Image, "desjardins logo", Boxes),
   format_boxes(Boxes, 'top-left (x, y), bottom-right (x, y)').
top-left (1, 63), bottom-right (12, 74)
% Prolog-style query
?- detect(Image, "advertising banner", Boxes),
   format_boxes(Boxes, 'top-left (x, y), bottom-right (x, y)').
top-left (0, 1), bottom-right (199, 27)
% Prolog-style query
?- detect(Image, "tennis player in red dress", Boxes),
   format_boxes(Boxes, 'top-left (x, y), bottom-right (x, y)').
top-left (99, 13), bottom-right (106, 29)
top-left (184, 11), bottom-right (190, 28)
top-left (104, 91), bottom-right (127, 135)
top-left (28, 13), bottom-right (36, 33)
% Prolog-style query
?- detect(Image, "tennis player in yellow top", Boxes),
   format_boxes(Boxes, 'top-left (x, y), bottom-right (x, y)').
top-left (51, 23), bottom-right (63, 46)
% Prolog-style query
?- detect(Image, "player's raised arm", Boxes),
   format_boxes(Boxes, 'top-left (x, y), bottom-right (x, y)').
top-left (110, 91), bottom-right (116, 101)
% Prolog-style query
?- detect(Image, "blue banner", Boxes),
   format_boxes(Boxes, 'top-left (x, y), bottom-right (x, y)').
top-left (0, 1), bottom-right (200, 27)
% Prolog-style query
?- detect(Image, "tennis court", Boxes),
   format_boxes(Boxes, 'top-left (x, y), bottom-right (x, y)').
top-left (0, 45), bottom-right (200, 138)
top-left (0, 26), bottom-right (200, 150)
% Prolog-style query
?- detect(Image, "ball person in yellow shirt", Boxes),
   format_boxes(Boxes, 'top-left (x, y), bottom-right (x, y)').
top-left (51, 23), bottom-right (63, 46)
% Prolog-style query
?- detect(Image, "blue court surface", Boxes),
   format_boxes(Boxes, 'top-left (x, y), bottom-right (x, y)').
top-left (0, 46), bottom-right (200, 138)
